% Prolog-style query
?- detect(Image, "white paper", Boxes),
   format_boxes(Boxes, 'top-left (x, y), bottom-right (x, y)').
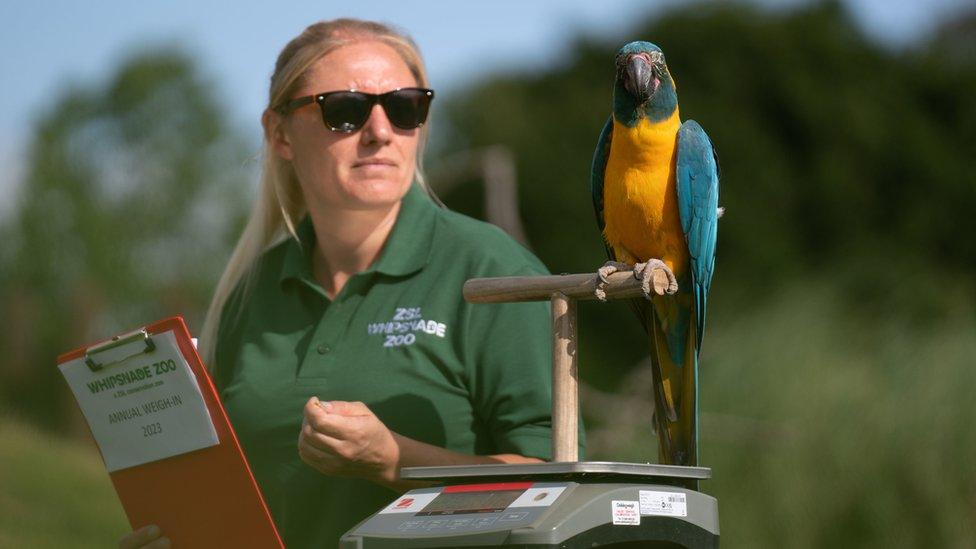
top-left (639, 490), bottom-right (688, 517)
top-left (611, 500), bottom-right (640, 526)
top-left (59, 330), bottom-right (219, 472)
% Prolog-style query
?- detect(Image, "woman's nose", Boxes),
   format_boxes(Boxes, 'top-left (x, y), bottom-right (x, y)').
top-left (360, 103), bottom-right (393, 145)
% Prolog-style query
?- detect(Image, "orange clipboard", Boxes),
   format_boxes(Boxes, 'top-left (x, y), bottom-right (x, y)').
top-left (57, 316), bottom-right (285, 548)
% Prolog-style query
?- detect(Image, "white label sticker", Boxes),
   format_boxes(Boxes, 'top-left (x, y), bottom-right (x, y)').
top-left (639, 490), bottom-right (688, 517)
top-left (611, 500), bottom-right (641, 525)
top-left (378, 492), bottom-right (440, 514)
top-left (58, 330), bottom-right (219, 472)
top-left (509, 486), bottom-right (566, 508)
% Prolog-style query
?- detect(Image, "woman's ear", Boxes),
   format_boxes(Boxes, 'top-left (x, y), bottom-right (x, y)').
top-left (262, 109), bottom-right (294, 161)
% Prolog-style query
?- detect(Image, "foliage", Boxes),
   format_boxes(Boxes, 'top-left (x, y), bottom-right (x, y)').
top-left (0, 49), bottom-right (252, 429)
top-left (434, 0), bottom-right (976, 387)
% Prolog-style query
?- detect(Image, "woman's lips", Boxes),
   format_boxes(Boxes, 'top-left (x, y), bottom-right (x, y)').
top-left (352, 158), bottom-right (397, 169)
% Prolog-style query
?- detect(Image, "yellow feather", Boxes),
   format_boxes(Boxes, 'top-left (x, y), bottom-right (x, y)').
top-left (603, 109), bottom-right (689, 278)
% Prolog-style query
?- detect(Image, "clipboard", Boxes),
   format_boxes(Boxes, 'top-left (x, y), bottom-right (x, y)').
top-left (57, 316), bottom-right (284, 548)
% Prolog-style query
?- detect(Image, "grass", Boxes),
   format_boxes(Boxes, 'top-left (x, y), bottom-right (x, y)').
top-left (0, 413), bottom-right (129, 548)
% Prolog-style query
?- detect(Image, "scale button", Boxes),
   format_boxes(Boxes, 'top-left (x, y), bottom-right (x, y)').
top-left (425, 519), bottom-right (447, 530)
top-left (447, 518), bottom-right (473, 529)
top-left (398, 520), bottom-right (425, 531)
top-left (473, 517), bottom-right (498, 528)
top-left (499, 512), bottom-right (529, 522)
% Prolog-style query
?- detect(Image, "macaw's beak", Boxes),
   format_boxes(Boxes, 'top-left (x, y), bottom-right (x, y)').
top-left (624, 54), bottom-right (659, 104)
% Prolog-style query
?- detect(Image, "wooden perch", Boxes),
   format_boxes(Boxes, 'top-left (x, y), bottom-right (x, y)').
top-left (463, 270), bottom-right (651, 463)
top-left (549, 291), bottom-right (577, 463)
top-left (463, 270), bottom-right (647, 303)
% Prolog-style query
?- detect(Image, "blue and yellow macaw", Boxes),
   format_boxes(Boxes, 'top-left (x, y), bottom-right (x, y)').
top-left (591, 41), bottom-right (720, 468)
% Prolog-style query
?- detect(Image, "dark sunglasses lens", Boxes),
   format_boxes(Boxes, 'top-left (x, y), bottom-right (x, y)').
top-left (320, 92), bottom-right (371, 132)
top-left (384, 89), bottom-right (432, 129)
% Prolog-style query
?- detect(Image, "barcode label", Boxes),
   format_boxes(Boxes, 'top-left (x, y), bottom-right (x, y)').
top-left (639, 490), bottom-right (688, 517)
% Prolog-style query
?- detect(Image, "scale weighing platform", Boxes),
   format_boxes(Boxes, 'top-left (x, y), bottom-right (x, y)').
top-left (340, 461), bottom-right (719, 548)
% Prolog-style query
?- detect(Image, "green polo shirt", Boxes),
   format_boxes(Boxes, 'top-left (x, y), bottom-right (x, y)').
top-left (214, 185), bottom-right (574, 548)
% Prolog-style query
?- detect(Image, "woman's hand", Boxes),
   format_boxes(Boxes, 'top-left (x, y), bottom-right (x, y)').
top-left (298, 397), bottom-right (401, 486)
top-left (118, 524), bottom-right (169, 549)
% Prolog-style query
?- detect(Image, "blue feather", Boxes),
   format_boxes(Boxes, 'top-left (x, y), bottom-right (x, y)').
top-left (676, 120), bottom-right (720, 354)
top-left (591, 117), bottom-right (613, 235)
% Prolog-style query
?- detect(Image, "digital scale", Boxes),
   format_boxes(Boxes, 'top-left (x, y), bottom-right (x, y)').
top-left (342, 273), bottom-right (721, 548)
top-left (340, 462), bottom-right (718, 548)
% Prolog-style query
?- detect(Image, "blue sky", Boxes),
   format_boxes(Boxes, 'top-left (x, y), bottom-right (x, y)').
top-left (0, 0), bottom-right (970, 214)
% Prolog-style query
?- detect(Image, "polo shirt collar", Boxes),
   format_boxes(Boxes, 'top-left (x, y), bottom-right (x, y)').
top-left (370, 184), bottom-right (436, 276)
top-left (278, 184), bottom-right (436, 288)
top-left (278, 215), bottom-right (316, 288)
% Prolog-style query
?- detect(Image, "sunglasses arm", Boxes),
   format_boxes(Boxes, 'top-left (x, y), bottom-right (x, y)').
top-left (276, 95), bottom-right (317, 115)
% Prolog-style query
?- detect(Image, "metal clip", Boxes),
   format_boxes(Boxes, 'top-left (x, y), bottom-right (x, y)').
top-left (84, 328), bottom-right (156, 372)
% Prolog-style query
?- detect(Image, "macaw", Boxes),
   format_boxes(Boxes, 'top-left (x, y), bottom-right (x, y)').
top-left (591, 41), bottom-right (720, 468)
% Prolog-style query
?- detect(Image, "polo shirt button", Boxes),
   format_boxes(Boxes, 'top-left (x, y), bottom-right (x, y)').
top-left (316, 344), bottom-right (330, 355)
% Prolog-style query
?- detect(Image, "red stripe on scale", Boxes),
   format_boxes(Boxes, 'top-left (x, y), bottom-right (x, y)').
top-left (442, 482), bottom-right (533, 493)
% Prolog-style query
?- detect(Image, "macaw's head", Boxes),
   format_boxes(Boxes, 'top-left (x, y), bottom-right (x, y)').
top-left (612, 41), bottom-right (678, 126)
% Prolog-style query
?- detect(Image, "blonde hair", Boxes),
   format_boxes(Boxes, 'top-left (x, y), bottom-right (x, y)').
top-left (199, 19), bottom-right (439, 370)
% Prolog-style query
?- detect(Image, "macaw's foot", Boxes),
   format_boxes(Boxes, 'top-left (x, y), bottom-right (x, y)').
top-left (634, 259), bottom-right (678, 298)
top-left (595, 261), bottom-right (633, 301)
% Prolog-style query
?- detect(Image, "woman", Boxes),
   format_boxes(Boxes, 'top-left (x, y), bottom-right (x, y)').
top-left (121, 18), bottom-right (560, 549)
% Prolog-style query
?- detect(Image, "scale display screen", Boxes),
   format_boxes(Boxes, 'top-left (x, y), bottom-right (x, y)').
top-left (416, 482), bottom-right (531, 516)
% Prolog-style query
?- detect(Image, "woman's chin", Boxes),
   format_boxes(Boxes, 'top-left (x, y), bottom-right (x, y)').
top-left (340, 178), bottom-right (411, 209)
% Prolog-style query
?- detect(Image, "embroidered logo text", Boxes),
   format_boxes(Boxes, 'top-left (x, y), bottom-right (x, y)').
top-left (367, 307), bottom-right (447, 347)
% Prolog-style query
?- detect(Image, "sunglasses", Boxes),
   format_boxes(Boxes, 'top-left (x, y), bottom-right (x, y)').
top-left (276, 87), bottom-right (435, 133)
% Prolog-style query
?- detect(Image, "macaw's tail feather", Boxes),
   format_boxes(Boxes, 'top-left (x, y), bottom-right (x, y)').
top-left (629, 295), bottom-right (699, 469)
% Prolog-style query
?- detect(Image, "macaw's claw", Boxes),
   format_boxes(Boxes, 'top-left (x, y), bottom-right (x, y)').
top-left (595, 261), bottom-right (633, 301)
top-left (633, 259), bottom-right (678, 298)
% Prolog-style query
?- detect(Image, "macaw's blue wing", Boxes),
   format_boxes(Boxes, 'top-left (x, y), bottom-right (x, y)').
top-left (676, 120), bottom-right (719, 354)
top-left (591, 117), bottom-right (613, 238)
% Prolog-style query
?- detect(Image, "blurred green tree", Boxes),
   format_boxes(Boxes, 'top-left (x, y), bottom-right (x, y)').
top-left (1, 49), bottom-right (252, 430)
top-left (434, 1), bottom-right (976, 389)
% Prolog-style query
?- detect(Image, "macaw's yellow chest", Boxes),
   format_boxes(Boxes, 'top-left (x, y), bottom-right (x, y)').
top-left (603, 114), bottom-right (689, 276)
